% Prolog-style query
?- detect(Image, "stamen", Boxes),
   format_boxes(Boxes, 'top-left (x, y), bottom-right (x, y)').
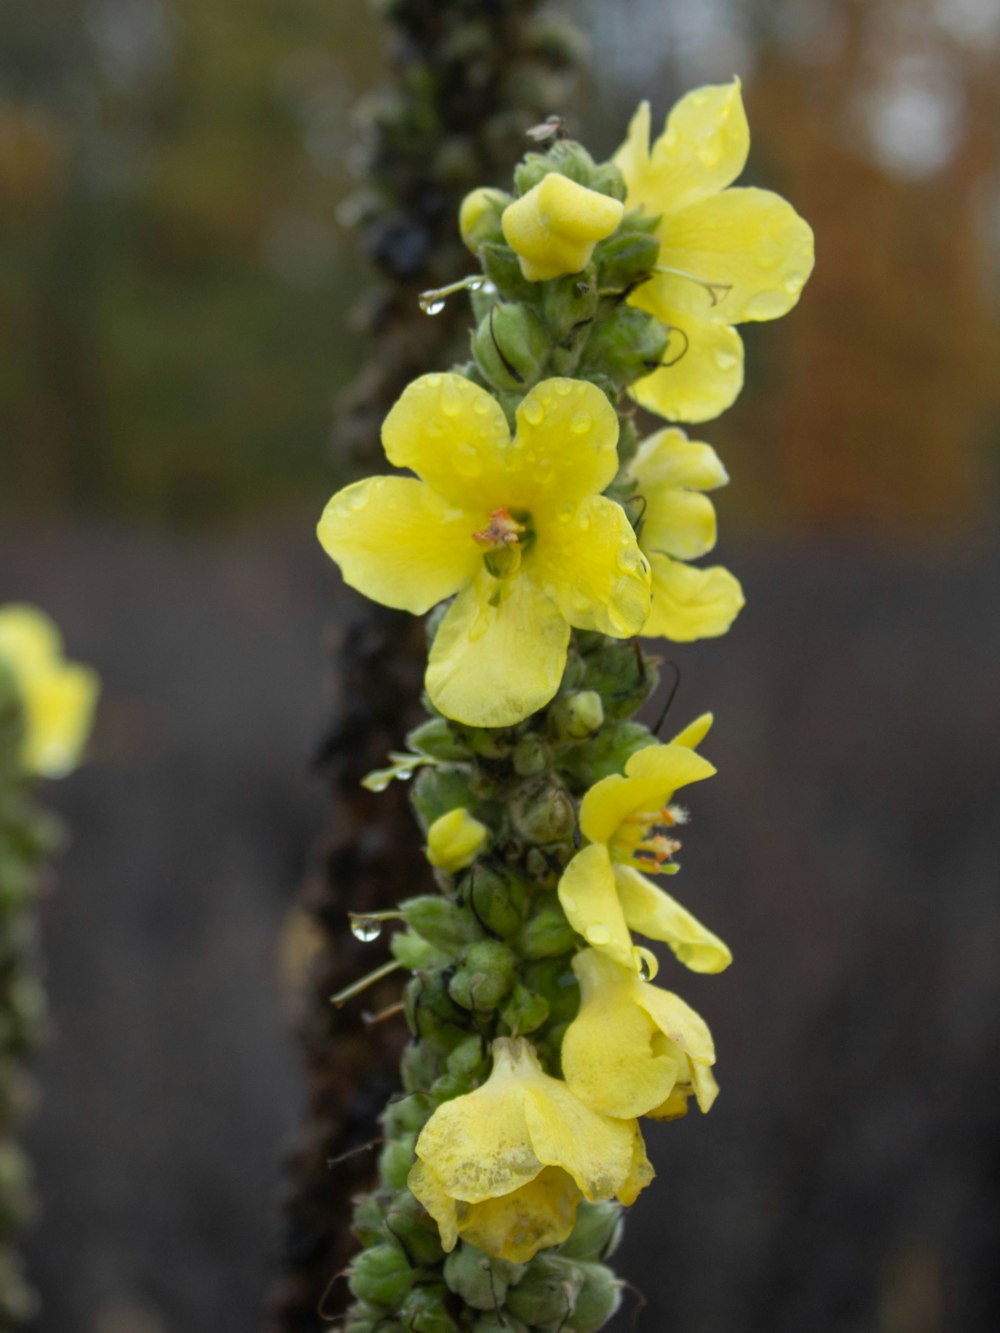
top-left (473, 507), bottom-right (525, 548)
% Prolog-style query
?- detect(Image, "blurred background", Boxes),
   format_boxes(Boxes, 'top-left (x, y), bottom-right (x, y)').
top-left (2, 0), bottom-right (999, 1329)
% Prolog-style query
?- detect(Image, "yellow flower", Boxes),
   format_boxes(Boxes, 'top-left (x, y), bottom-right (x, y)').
top-left (501, 174), bottom-right (624, 282)
top-left (426, 807), bottom-right (488, 872)
top-left (562, 949), bottom-right (719, 1120)
top-left (0, 604), bottom-right (99, 779)
top-left (408, 1037), bottom-right (653, 1262)
top-left (317, 373), bottom-right (651, 728)
top-left (556, 730), bottom-right (731, 973)
top-left (615, 79), bottom-right (814, 423)
top-left (627, 426), bottom-right (744, 641)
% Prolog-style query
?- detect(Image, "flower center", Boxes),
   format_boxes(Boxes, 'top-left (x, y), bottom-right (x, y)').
top-left (609, 805), bottom-right (683, 874)
top-left (473, 507), bottom-right (533, 581)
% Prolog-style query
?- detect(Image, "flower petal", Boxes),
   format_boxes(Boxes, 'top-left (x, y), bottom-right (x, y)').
top-left (514, 378), bottom-right (621, 508)
top-left (630, 427), bottom-right (730, 493)
top-left (556, 844), bottom-right (634, 969)
top-left (642, 489), bottom-right (717, 561)
top-left (618, 1123), bottom-right (655, 1204)
top-left (381, 373), bottom-right (512, 509)
top-left (454, 1167), bottom-right (580, 1262)
top-left (579, 743), bottom-right (716, 845)
top-left (645, 555), bottom-right (745, 642)
top-left (658, 187), bottom-right (815, 324)
top-left (614, 864), bottom-right (732, 973)
top-left (412, 1078), bottom-right (540, 1205)
top-left (616, 80), bottom-right (749, 218)
top-left (628, 313), bottom-right (744, 424)
top-left (523, 1086), bottom-right (638, 1203)
top-left (317, 475), bottom-right (479, 614)
top-left (536, 495), bottom-right (650, 637)
top-left (668, 711), bottom-right (713, 750)
top-left (426, 569), bottom-right (570, 726)
top-left (634, 985), bottom-right (716, 1066)
top-left (408, 1160), bottom-right (459, 1252)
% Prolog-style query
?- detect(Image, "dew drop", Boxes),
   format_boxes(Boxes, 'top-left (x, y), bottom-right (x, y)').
top-left (453, 443), bottom-right (483, 477)
top-left (783, 270), bottom-right (807, 295)
top-left (351, 916), bottom-right (384, 943)
top-left (343, 489), bottom-right (368, 512)
top-left (554, 381), bottom-right (573, 397)
top-left (467, 276), bottom-right (486, 291)
top-left (616, 546), bottom-right (641, 572)
top-left (637, 955), bottom-right (652, 981)
top-left (420, 298), bottom-right (446, 316)
top-left (440, 380), bottom-right (464, 416)
top-left (522, 398), bottom-right (545, 427)
top-left (745, 290), bottom-right (789, 319)
top-left (753, 237), bottom-right (784, 270)
top-left (713, 348), bottom-right (738, 372)
top-left (570, 411), bottom-right (592, 435)
top-left (586, 924), bottom-right (611, 946)
top-left (556, 501), bottom-right (576, 524)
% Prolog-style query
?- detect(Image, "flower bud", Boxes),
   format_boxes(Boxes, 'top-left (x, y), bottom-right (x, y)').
top-left (513, 140), bottom-right (611, 195)
top-left (406, 717), bottom-right (469, 762)
top-left (502, 174), bottom-right (623, 282)
top-left (499, 982), bottom-right (550, 1035)
top-left (471, 1316), bottom-right (529, 1333)
top-left (465, 863), bottom-right (526, 940)
top-left (347, 1242), bottom-right (416, 1308)
top-left (426, 808), bottom-right (489, 873)
top-left (511, 732), bottom-right (552, 776)
top-left (548, 689), bottom-right (604, 741)
top-left (443, 1244), bottom-right (526, 1311)
top-left (459, 187), bottom-right (511, 251)
top-left (351, 1193), bottom-right (385, 1246)
top-left (405, 897), bottom-right (481, 951)
top-left (448, 940), bottom-right (516, 1012)
top-left (446, 1034), bottom-right (489, 1081)
top-left (509, 776), bottom-right (575, 844)
top-left (561, 720), bottom-right (655, 786)
top-left (412, 765), bottom-right (478, 832)
top-left (570, 1262), bottom-right (625, 1332)
top-left (393, 931), bottom-right (447, 971)
top-left (522, 957), bottom-right (579, 1022)
top-left (558, 1201), bottom-right (624, 1261)
top-left (517, 907), bottom-right (577, 960)
top-left (399, 1284), bottom-right (459, 1333)
top-left (401, 1039), bottom-right (441, 1093)
top-left (378, 1134), bottom-right (416, 1191)
top-left (472, 302), bottom-right (549, 392)
top-left (541, 267), bottom-right (599, 341)
top-left (408, 970), bottom-right (473, 1052)
top-left (577, 305), bottom-right (670, 389)
top-left (504, 1254), bottom-right (585, 1326)
top-left (382, 1093), bottom-right (431, 1138)
top-left (384, 1193), bottom-right (446, 1268)
top-left (593, 226), bottom-right (660, 294)
top-left (477, 242), bottom-right (534, 303)
top-left (577, 637), bottom-right (658, 722)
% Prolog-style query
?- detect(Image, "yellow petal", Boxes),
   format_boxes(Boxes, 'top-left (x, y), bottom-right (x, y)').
top-left (317, 476), bottom-right (479, 615)
top-left (641, 488), bottom-right (717, 561)
top-left (644, 555), bottom-right (745, 642)
top-left (657, 187), bottom-right (815, 324)
top-left (426, 569), bottom-right (570, 726)
top-left (628, 311), bottom-right (744, 424)
top-left (0, 604), bottom-right (61, 671)
top-left (556, 844), bottom-right (634, 969)
top-left (669, 711), bottom-right (713, 749)
top-left (523, 1084), bottom-right (638, 1202)
top-left (381, 373), bottom-right (512, 510)
top-left (618, 1122), bottom-right (655, 1204)
top-left (426, 807), bottom-right (488, 872)
top-left (614, 864), bottom-right (732, 973)
top-left (646, 1087), bottom-right (692, 1121)
top-left (579, 743), bottom-right (716, 845)
top-left (562, 950), bottom-right (681, 1118)
top-left (502, 174), bottom-right (624, 282)
top-left (634, 985), bottom-right (716, 1066)
top-left (629, 427), bottom-right (730, 494)
top-left (515, 378), bottom-right (621, 508)
top-left (407, 1159), bottom-right (459, 1252)
top-left (690, 1060), bottom-right (720, 1114)
top-left (454, 1167), bottom-right (580, 1262)
top-left (616, 80), bottom-right (749, 218)
top-left (536, 495), bottom-right (650, 638)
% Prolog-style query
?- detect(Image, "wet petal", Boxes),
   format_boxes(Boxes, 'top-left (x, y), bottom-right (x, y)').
top-left (668, 711), bottom-right (713, 750)
top-left (426, 569), bottom-right (570, 726)
top-left (454, 1167), bottom-right (580, 1262)
top-left (579, 743), bottom-right (716, 845)
top-left (318, 475), bottom-right (479, 615)
top-left (408, 1160), bottom-right (459, 1252)
top-left (514, 378), bottom-right (621, 508)
top-left (614, 864), bottom-right (733, 972)
top-left (645, 555), bottom-right (745, 642)
top-left (556, 844), bottom-right (634, 969)
top-left (524, 1085), bottom-right (639, 1202)
top-left (628, 311), bottom-right (744, 424)
top-left (634, 985), bottom-right (716, 1066)
top-left (641, 488), bottom-right (717, 561)
top-left (536, 495), bottom-right (650, 637)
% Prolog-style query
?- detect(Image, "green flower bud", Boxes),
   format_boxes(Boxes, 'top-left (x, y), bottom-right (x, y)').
top-left (511, 732), bottom-right (553, 776)
top-left (398, 1284), bottom-right (459, 1333)
top-left (509, 776), bottom-right (575, 844)
top-left (459, 187), bottom-right (511, 251)
top-left (343, 1306), bottom-right (385, 1333)
top-left (522, 957), bottom-right (578, 1022)
top-left (443, 1245), bottom-right (526, 1311)
top-left (504, 1254), bottom-right (585, 1326)
top-left (430, 1070), bottom-right (472, 1102)
top-left (541, 266), bottom-right (599, 341)
top-left (406, 717), bottom-right (469, 762)
top-left (446, 1033), bottom-right (489, 1081)
top-left (408, 970), bottom-right (473, 1052)
top-left (382, 1093), bottom-right (431, 1138)
top-left (347, 1242), bottom-right (416, 1308)
top-left (570, 1262), bottom-right (625, 1332)
top-left (472, 302), bottom-right (550, 392)
top-left (477, 242), bottom-right (535, 303)
top-left (499, 982), bottom-right (550, 1035)
top-left (558, 1201), bottom-right (624, 1261)
top-left (548, 689), bottom-right (604, 741)
top-left (593, 227), bottom-right (661, 293)
top-left (393, 931), bottom-right (448, 971)
top-left (471, 1316), bottom-right (529, 1333)
top-left (465, 863), bottom-right (527, 940)
top-left (401, 1040), bottom-right (441, 1093)
top-left (402, 897), bottom-right (480, 953)
top-left (411, 764), bottom-right (477, 832)
top-left (513, 140), bottom-right (613, 195)
top-left (448, 940), bottom-right (516, 1012)
top-left (518, 907), bottom-right (577, 960)
top-left (384, 1194), bottom-right (446, 1268)
top-left (561, 721), bottom-right (656, 786)
top-left (351, 1192), bottom-right (385, 1246)
top-left (378, 1133), bottom-right (416, 1191)
top-left (577, 305), bottom-right (670, 390)
top-left (577, 636), bottom-right (659, 722)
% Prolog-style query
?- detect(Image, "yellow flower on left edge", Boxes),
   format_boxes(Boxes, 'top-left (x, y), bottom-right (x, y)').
top-left (408, 1037), bottom-right (653, 1262)
top-left (318, 373), bottom-right (651, 728)
top-left (0, 604), bottom-right (99, 778)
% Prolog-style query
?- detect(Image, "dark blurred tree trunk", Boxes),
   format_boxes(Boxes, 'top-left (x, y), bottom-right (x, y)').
top-left (268, 4), bottom-right (583, 1329)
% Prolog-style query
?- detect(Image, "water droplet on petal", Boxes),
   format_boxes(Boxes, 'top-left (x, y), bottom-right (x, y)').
top-left (522, 398), bottom-right (545, 427)
top-left (783, 270), bottom-right (808, 295)
top-left (713, 348), bottom-right (738, 372)
top-left (351, 917), bottom-right (384, 943)
top-left (440, 379), bottom-right (464, 416)
top-left (453, 443), bottom-right (484, 477)
top-left (557, 501), bottom-right (576, 524)
top-left (745, 290), bottom-right (789, 319)
top-left (637, 954), bottom-right (652, 981)
top-left (570, 411), bottom-right (592, 435)
top-left (586, 924), bottom-right (611, 946)
top-left (754, 237), bottom-right (784, 270)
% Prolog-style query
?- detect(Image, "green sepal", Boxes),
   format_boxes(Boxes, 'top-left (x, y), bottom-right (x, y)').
top-left (509, 776), bottom-right (575, 844)
top-left (559, 721), bottom-right (656, 787)
top-left (407, 718), bottom-right (470, 762)
top-left (593, 227), bottom-right (660, 293)
top-left (478, 243), bottom-right (535, 303)
top-left (569, 1261), bottom-right (626, 1331)
top-left (499, 982), bottom-right (550, 1035)
top-left (517, 907), bottom-right (577, 961)
top-left (443, 1244), bottom-right (526, 1311)
top-left (448, 940), bottom-right (516, 1012)
top-left (347, 1241), bottom-right (418, 1308)
top-left (391, 931), bottom-right (449, 972)
top-left (351, 1193), bottom-right (385, 1247)
top-left (511, 732), bottom-right (553, 776)
top-left (411, 765), bottom-right (476, 832)
top-left (557, 1201), bottom-right (624, 1261)
top-left (384, 1193), bottom-right (447, 1268)
top-left (504, 1253), bottom-right (585, 1326)
top-left (377, 1134), bottom-right (416, 1192)
top-left (542, 266), bottom-right (599, 342)
top-left (547, 690), bottom-right (604, 742)
top-left (472, 302), bottom-right (550, 392)
top-left (576, 305), bottom-right (669, 390)
top-left (401, 896), bottom-right (481, 952)
top-left (464, 862), bottom-right (527, 940)
top-left (398, 1283), bottom-right (460, 1332)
